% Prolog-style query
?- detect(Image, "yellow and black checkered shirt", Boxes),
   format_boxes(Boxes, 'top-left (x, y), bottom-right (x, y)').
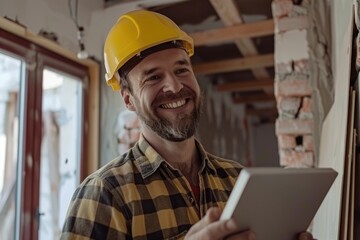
top-left (61, 135), bottom-right (242, 240)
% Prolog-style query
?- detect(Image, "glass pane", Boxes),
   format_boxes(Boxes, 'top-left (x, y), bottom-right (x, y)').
top-left (0, 51), bottom-right (23, 240)
top-left (39, 68), bottom-right (83, 240)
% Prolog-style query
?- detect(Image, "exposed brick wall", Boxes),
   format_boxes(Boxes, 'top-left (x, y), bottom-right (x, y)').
top-left (272, 0), bottom-right (315, 167)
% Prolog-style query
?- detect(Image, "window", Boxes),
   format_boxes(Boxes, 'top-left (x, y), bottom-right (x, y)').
top-left (0, 50), bottom-right (24, 240)
top-left (0, 20), bottom-right (99, 240)
top-left (38, 69), bottom-right (84, 239)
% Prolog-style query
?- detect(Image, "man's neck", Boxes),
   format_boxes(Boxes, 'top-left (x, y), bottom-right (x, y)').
top-left (142, 126), bottom-right (200, 185)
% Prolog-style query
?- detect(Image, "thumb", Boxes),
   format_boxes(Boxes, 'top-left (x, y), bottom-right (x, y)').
top-left (186, 207), bottom-right (222, 235)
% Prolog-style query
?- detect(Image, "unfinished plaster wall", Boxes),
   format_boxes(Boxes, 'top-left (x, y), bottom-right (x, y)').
top-left (250, 123), bottom-right (279, 167)
top-left (197, 80), bottom-right (279, 166)
top-left (312, 0), bottom-right (353, 239)
top-left (307, 0), bottom-right (334, 161)
top-left (197, 80), bottom-right (247, 164)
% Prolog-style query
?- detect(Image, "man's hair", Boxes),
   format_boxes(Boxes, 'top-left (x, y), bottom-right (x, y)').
top-left (118, 71), bottom-right (132, 93)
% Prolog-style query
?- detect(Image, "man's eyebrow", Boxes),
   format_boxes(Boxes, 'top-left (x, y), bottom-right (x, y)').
top-left (140, 67), bottom-right (160, 79)
top-left (175, 59), bottom-right (191, 66)
top-left (140, 58), bottom-right (191, 78)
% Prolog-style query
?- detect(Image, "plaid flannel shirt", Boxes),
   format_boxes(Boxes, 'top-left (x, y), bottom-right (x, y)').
top-left (61, 135), bottom-right (242, 240)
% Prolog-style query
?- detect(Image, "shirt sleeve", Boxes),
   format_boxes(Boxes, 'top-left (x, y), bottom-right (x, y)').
top-left (60, 176), bottom-right (131, 240)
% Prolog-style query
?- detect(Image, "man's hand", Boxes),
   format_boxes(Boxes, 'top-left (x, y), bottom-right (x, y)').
top-left (185, 207), bottom-right (316, 240)
top-left (184, 207), bottom-right (256, 240)
top-left (298, 232), bottom-right (315, 240)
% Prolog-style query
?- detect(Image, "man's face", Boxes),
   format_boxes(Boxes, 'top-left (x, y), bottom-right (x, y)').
top-left (124, 48), bottom-right (202, 142)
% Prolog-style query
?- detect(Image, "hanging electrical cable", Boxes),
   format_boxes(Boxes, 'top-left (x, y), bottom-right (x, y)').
top-left (68, 0), bottom-right (88, 59)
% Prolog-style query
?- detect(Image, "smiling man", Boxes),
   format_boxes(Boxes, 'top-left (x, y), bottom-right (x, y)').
top-left (61, 10), bottom-right (314, 240)
top-left (126, 49), bottom-right (201, 143)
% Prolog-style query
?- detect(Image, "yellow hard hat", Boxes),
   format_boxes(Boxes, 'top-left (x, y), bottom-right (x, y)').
top-left (104, 10), bottom-right (194, 91)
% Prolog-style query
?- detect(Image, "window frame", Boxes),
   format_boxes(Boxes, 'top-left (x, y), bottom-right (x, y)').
top-left (0, 17), bottom-right (99, 240)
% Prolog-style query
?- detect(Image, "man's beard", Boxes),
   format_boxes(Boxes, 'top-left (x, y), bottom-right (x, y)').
top-left (133, 89), bottom-right (203, 142)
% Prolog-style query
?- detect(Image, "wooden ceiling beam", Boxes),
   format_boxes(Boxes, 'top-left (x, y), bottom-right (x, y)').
top-left (209, 0), bottom-right (273, 94)
top-left (216, 78), bottom-right (274, 92)
top-left (233, 94), bottom-right (275, 104)
top-left (190, 19), bottom-right (274, 46)
top-left (193, 54), bottom-right (274, 75)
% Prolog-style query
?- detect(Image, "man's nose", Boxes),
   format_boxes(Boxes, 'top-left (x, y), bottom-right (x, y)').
top-left (162, 74), bottom-right (183, 93)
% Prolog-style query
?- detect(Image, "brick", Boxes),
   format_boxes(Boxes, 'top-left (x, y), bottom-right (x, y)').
top-left (300, 97), bottom-right (312, 112)
top-left (279, 149), bottom-right (314, 167)
top-left (272, 0), bottom-right (293, 18)
top-left (293, 59), bottom-right (310, 73)
top-left (291, 4), bottom-right (308, 17)
top-left (275, 30), bottom-right (309, 62)
top-left (275, 79), bottom-right (312, 97)
top-left (299, 97), bottom-right (313, 119)
top-left (275, 59), bottom-right (310, 75)
top-left (275, 15), bottom-right (309, 33)
top-left (277, 96), bottom-right (301, 118)
top-left (276, 119), bottom-right (313, 135)
top-left (278, 134), bottom-right (297, 149)
top-left (276, 62), bottom-right (293, 75)
top-left (277, 72), bottom-right (310, 82)
top-left (298, 112), bottom-right (314, 120)
top-left (303, 135), bottom-right (314, 151)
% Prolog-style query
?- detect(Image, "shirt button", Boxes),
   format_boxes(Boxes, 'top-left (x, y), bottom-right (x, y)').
top-left (187, 194), bottom-right (195, 204)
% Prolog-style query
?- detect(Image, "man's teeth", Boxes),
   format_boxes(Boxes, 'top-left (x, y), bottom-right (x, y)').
top-left (161, 99), bottom-right (186, 109)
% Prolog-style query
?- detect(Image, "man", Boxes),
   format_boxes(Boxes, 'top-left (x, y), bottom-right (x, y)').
top-left (61, 10), bottom-right (314, 240)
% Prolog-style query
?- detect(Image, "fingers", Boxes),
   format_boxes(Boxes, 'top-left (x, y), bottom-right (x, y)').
top-left (226, 230), bottom-right (257, 240)
top-left (188, 208), bottom-right (311, 240)
top-left (298, 232), bottom-right (314, 240)
top-left (194, 218), bottom-right (239, 239)
top-left (195, 222), bottom-right (255, 240)
top-left (185, 207), bottom-right (256, 240)
top-left (206, 207), bottom-right (222, 222)
top-left (189, 207), bottom-right (221, 234)
top-left (185, 207), bottom-right (221, 236)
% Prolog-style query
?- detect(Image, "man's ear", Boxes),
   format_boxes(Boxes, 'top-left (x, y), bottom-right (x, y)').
top-left (121, 89), bottom-right (136, 111)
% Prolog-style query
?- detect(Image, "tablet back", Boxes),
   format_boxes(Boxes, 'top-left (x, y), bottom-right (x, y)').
top-left (220, 167), bottom-right (337, 240)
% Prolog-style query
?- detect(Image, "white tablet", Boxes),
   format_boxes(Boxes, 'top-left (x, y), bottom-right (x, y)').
top-left (220, 167), bottom-right (337, 240)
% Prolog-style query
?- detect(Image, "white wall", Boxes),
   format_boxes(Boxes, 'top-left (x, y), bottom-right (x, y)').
top-left (312, 0), bottom-right (354, 239)
top-left (0, 0), bottom-right (103, 54)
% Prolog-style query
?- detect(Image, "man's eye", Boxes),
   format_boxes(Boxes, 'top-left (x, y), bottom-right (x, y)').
top-left (175, 68), bottom-right (189, 75)
top-left (147, 75), bottom-right (161, 81)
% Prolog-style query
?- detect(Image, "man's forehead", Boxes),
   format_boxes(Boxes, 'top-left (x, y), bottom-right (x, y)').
top-left (132, 49), bottom-right (190, 72)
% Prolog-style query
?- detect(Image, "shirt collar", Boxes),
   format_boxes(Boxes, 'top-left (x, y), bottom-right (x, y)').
top-left (133, 135), bottom-right (216, 179)
top-left (195, 139), bottom-right (217, 174)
